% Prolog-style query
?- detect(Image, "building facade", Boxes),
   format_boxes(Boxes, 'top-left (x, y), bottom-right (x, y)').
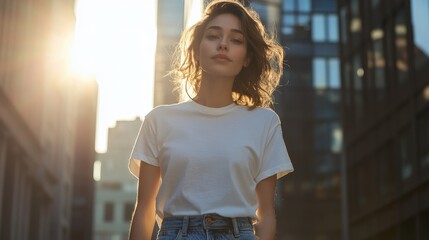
top-left (70, 80), bottom-right (98, 240)
top-left (249, 0), bottom-right (343, 239)
top-left (153, 0), bottom-right (186, 106)
top-left (93, 118), bottom-right (142, 240)
top-left (153, 0), bottom-right (204, 106)
top-left (338, 0), bottom-right (429, 239)
top-left (0, 0), bottom-right (98, 239)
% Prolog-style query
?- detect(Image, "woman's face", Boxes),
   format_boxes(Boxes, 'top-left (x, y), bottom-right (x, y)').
top-left (198, 13), bottom-right (249, 80)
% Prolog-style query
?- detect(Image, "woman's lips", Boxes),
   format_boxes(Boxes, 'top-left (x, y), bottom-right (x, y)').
top-left (211, 54), bottom-right (232, 62)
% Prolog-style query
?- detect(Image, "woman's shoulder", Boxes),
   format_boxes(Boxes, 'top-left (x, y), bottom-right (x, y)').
top-left (242, 106), bottom-right (279, 119)
top-left (145, 101), bottom-right (192, 118)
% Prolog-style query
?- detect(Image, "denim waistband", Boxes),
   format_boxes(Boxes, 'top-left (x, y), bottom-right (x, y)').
top-left (160, 213), bottom-right (254, 238)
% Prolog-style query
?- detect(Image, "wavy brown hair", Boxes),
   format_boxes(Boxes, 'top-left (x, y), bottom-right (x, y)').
top-left (171, 0), bottom-right (284, 109)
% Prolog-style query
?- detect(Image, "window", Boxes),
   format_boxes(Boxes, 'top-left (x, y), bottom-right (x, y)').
top-left (314, 121), bottom-right (342, 153)
top-left (350, 0), bottom-right (362, 47)
top-left (314, 91), bottom-right (341, 118)
top-left (283, 0), bottom-right (295, 11)
top-left (104, 202), bottom-right (114, 222)
top-left (313, 58), bottom-right (327, 88)
top-left (281, 0), bottom-right (311, 39)
top-left (352, 53), bottom-right (364, 119)
top-left (312, 57), bottom-right (340, 89)
top-left (298, 0), bottom-right (311, 12)
top-left (123, 202), bottom-right (135, 222)
top-left (371, 28), bottom-right (386, 101)
top-left (312, 14), bottom-right (338, 42)
top-left (312, 14), bottom-right (326, 41)
top-left (399, 127), bottom-right (413, 180)
top-left (395, 9), bottom-right (409, 84)
top-left (411, 0), bottom-right (429, 71)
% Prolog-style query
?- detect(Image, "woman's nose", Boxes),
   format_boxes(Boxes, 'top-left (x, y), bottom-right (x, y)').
top-left (217, 38), bottom-right (228, 50)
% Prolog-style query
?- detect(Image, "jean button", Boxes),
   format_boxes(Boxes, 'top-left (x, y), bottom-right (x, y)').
top-left (205, 217), bottom-right (213, 224)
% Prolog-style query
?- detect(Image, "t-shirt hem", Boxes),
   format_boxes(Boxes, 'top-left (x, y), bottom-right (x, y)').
top-left (255, 163), bottom-right (294, 183)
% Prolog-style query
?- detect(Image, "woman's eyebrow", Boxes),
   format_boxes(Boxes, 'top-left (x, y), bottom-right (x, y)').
top-left (206, 25), bottom-right (244, 35)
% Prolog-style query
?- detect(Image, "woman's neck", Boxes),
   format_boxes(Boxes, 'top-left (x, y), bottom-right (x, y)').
top-left (195, 76), bottom-right (234, 108)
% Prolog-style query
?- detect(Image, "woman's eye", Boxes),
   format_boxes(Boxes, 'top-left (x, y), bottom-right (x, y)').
top-left (231, 38), bottom-right (244, 44)
top-left (206, 34), bottom-right (220, 40)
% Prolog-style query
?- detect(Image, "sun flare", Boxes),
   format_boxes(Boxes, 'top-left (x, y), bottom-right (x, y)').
top-left (72, 0), bottom-right (157, 153)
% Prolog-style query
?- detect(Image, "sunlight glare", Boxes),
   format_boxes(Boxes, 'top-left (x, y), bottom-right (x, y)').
top-left (73, 0), bottom-right (157, 153)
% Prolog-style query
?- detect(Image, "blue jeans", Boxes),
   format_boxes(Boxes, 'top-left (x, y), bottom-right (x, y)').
top-left (157, 213), bottom-right (256, 240)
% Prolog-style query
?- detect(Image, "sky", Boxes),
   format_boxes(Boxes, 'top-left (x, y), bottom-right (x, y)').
top-left (72, 0), bottom-right (157, 153)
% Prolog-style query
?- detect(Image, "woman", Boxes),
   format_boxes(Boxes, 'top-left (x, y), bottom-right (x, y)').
top-left (128, 1), bottom-right (293, 239)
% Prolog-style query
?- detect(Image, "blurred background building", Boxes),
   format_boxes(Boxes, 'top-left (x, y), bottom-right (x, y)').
top-left (0, 0), bottom-right (97, 240)
top-left (153, 0), bottom-right (185, 106)
top-left (338, 0), bottom-right (429, 239)
top-left (257, 0), bottom-right (343, 239)
top-left (92, 118), bottom-right (141, 240)
top-left (154, 0), bottom-right (204, 106)
top-left (71, 80), bottom-right (98, 240)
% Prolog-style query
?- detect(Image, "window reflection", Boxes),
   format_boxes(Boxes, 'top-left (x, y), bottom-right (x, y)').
top-left (312, 14), bottom-right (338, 42)
top-left (283, 0), bottom-right (295, 11)
top-left (314, 58), bottom-right (327, 89)
top-left (399, 127), bottom-right (413, 180)
top-left (371, 28), bottom-right (386, 101)
top-left (312, 14), bottom-right (326, 41)
top-left (329, 58), bottom-right (340, 88)
top-left (328, 15), bottom-right (339, 42)
top-left (353, 54), bottom-right (363, 119)
top-left (411, 0), bottom-right (429, 71)
top-left (395, 10), bottom-right (409, 84)
top-left (314, 121), bottom-right (342, 153)
top-left (312, 57), bottom-right (340, 89)
top-left (298, 0), bottom-right (311, 12)
top-left (350, 0), bottom-right (361, 47)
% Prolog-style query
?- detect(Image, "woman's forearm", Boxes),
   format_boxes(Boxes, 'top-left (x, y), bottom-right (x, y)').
top-left (255, 214), bottom-right (276, 240)
top-left (128, 205), bottom-right (156, 240)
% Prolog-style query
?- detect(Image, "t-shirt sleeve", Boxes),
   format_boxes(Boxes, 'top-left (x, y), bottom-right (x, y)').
top-left (128, 114), bottom-right (159, 178)
top-left (255, 116), bottom-right (294, 183)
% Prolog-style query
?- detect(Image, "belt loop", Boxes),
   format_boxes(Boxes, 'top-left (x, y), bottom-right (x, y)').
top-left (231, 218), bottom-right (240, 238)
top-left (181, 216), bottom-right (189, 236)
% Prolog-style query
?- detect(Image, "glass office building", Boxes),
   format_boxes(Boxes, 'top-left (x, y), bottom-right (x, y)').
top-left (252, 0), bottom-right (343, 239)
top-left (338, 0), bottom-right (429, 239)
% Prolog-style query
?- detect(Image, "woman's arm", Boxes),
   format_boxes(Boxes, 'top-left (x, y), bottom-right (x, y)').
top-left (255, 175), bottom-right (277, 240)
top-left (128, 161), bottom-right (161, 240)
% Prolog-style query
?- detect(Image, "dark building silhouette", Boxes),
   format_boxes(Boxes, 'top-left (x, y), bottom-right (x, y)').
top-left (338, 0), bottom-right (429, 239)
top-left (71, 80), bottom-right (98, 240)
top-left (250, 0), bottom-right (343, 239)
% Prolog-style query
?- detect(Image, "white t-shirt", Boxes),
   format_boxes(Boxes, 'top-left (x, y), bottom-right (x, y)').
top-left (129, 100), bottom-right (293, 220)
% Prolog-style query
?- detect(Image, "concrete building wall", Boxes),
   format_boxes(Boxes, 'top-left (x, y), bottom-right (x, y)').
top-left (0, 0), bottom-right (97, 239)
top-left (93, 118), bottom-right (142, 240)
